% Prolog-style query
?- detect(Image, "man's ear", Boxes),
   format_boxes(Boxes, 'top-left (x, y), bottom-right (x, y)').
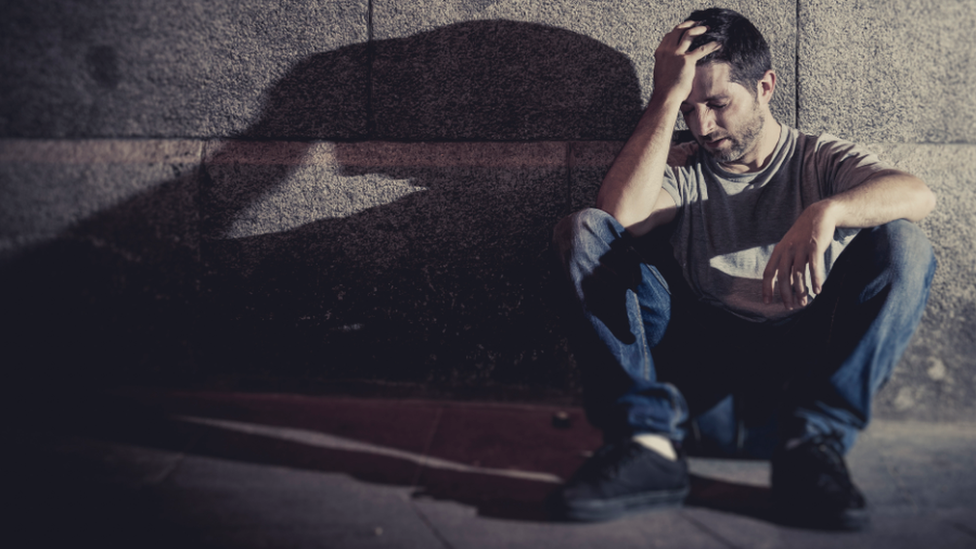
top-left (757, 70), bottom-right (776, 104)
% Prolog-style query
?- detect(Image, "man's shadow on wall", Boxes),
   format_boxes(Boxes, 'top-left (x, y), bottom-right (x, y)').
top-left (200, 20), bottom-right (653, 388)
top-left (6, 20), bottom-right (643, 387)
top-left (5, 18), bottom-right (781, 524)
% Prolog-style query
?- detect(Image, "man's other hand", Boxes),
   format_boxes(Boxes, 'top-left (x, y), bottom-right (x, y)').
top-left (763, 202), bottom-right (836, 311)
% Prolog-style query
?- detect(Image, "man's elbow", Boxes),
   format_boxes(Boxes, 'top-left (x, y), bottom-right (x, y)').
top-left (912, 176), bottom-right (936, 221)
top-left (882, 170), bottom-right (936, 222)
top-left (921, 186), bottom-right (936, 218)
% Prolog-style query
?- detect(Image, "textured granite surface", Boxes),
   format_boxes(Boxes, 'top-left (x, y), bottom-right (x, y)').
top-left (372, 0), bottom-right (797, 130)
top-left (1, 0), bottom-right (797, 140)
top-left (867, 143), bottom-right (976, 421)
top-left (798, 0), bottom-right (976, 143)
top-left (0, 0), bottom-right (369, 138)
top-left (0, 1), bottom-right (973, 419)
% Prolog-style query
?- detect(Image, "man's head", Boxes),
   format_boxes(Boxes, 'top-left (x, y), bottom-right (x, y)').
top-left (686, 8), bottom-right (771, 92)
top-left (679, 8), bottom-right (777, 167)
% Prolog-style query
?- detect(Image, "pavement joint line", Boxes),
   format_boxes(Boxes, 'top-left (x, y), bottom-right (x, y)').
top-left (151, 451), bottom-right (187, 487)
top-left (949, 521), bottom-right (976, 541)
top-left (408, 405), bottom-right (457, 549)
top-left (170, 414), bottom-right (562, 483)
top-left (412, 405), bottom-right (443, 489)
top-left (149, 419), bottom-right (208, 487)
top-left (678, 509), bottom-right (746, 549)
top-left (409, 501), bottom-right (457, 549)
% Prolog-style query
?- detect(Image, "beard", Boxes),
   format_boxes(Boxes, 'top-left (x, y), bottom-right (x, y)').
top-left (701, 99), bottom-right (765, 163)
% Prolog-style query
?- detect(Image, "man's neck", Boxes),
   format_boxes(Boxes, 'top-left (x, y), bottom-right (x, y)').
top-left (719, 116), bottom-right (781, 174)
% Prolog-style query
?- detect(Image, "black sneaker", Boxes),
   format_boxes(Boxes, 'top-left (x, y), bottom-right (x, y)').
top-left (771, 434), bottom-right (868, 531)
top-left (547, 439), bottom-right (690, 522)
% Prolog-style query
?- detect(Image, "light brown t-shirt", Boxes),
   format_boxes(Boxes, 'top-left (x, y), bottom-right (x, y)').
top-left (662, 126), bottom-right (890, 321)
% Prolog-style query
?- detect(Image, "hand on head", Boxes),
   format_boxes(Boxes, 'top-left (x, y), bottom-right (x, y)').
top-left (652, 21), bottom-right (721, 102)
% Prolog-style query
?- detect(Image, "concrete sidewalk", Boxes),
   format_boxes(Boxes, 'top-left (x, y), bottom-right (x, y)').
top-left (12, 389), bottom-right (976, 548)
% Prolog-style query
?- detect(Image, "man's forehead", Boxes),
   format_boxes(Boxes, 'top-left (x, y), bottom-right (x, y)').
top-left (684, 62), bottom-right (748, 103)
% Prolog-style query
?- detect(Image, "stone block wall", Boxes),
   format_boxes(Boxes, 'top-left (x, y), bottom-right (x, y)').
top-left (1, 0), bottom-right (973, 420)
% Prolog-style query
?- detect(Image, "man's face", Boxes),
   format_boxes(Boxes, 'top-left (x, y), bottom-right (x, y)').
top-left (680, 62), bottom-right (764, 164)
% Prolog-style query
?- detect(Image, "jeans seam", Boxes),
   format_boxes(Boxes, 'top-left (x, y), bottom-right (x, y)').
top-left (824, 266), bottom-right (847, 351)
top-left (628, 290), bottom-right (652, 381)
top-left (648, 265), bottom-right (671, 295)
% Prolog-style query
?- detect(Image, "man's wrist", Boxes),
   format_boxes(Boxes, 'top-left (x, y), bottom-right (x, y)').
top-left (810, 198), bottom-right (842, 229)
top-left (648, 88), bottom-right (686, 112)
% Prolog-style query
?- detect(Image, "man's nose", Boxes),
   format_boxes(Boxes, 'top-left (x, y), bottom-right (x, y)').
top-left (689, 109), bottom-right (715, 137)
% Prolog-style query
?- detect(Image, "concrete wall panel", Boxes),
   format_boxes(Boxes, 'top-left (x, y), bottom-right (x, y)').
top-left (868, 143), bottom-right (976, 420)
top-left (798, 0), bottom-right (976, 143)
top-left (2, 1), bottom-right (799, 141)
top-left (372, 0), bottom-right (796, 139)
top-left (569, 141), bottom-right (620, 212)
top-left (0, 0), bottom-right (369, 138)
top-left (0, 139), bottom-right (202, 256)
top-left (0, 139), bottom-right (206, 377)
top-left (371, 20), bottom-right (644, 140)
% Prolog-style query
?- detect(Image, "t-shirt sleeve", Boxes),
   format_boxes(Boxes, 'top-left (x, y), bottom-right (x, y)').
top-left (661, 166), bottom-right (683, 208)
top-left (663, 141), bottom-right (701, 208)
top-left (814, 133), bottom-right (892, 196)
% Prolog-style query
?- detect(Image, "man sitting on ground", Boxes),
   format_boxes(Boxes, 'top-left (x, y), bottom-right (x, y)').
top-left (550, 7), bottom-right (936, 530)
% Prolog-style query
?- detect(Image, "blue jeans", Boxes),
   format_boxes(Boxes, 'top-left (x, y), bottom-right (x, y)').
top-left (553, 208), bottom-right (936, 458)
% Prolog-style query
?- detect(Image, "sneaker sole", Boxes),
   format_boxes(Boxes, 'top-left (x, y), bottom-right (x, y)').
top-left (771, 501), bottom-right (870, 532)
top-left (555, 485), bottom-right (690, 522)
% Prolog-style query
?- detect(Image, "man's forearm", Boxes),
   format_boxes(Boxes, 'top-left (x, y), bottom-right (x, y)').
top-left (596, 19), bottom-right (719, 233)
top-left (596, 94), bottom-right (681, 230)
top-left (815, 170), bottom-right (936, 230)
top-left (763, 169), bottom-right (935, 308)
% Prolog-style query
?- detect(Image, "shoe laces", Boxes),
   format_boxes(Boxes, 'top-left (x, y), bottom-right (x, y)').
top-left (591, 441), bottom-right (646, 481)
top-left (806, 434), bottom-right (860, 498)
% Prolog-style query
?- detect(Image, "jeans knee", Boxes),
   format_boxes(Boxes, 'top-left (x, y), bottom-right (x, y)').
top-left (876, 220), bottom-right (937, 287)
top-left (553, 208), bottom-right (621, 256)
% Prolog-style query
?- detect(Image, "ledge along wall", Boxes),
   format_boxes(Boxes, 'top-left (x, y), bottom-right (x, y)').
top-left (1, 0), bottom-right (973, 421)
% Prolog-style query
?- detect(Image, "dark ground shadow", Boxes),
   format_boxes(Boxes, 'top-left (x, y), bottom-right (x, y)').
top-left (688, 475), bottom-right (774, 523)
top-left (11, 389), bottom-right (786, 535)
top-left (14, 391), bottom-right (595, 526)
top-left (11, 390), bottom-right (782, 534)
